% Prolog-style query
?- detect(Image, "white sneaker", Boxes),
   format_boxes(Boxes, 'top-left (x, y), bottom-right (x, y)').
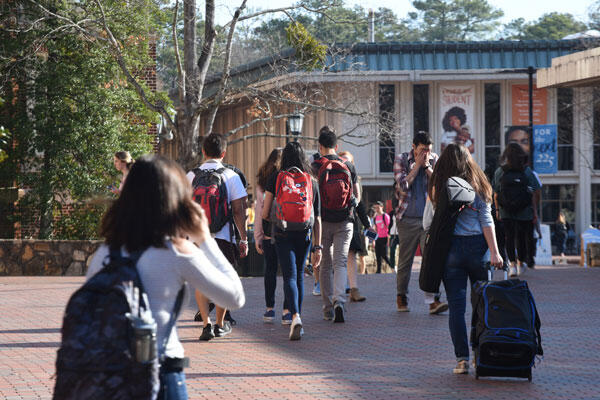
top-left (289, 316), bottom-right (302, 341)
top-left (509, 266), bottom-right (517, 277)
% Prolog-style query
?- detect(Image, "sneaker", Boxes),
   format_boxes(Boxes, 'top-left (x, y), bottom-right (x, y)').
top-left (289, 316), bottom-right (303, 340)
top-left (224, 310), bottom-right (236, 325)
top-left (333, 302), bottom-right (345, 323)
top-left (323, 308), bottom-right (334, 321)
top-left (194, 310), bottom-right (203, 322)
top-left (509, 266), bottom-right (518, 277)
top-left (345, 287), bottom-right (350, 294)
top-left (263, 309), bottom-right (275, 323)
top-left (214, 321), bottom-right (232, 338)
top-left (429, 300), bottom-right (449, 315)
top-left (199, 324), bottom-right (214, 341)
top-left (453, 360), bottom-right (469, 374)
top-left (312, 281), bottom-right (321, 296)
top-left (396, 295), bottom-right (409, 312)
top-left (349, 287), bottom-right (366, 302)
top-left (282, 312), bottom-right (293, 325)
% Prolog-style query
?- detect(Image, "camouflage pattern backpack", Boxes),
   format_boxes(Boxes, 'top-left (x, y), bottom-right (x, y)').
top-left (53, 248), bottom-right (160, 400)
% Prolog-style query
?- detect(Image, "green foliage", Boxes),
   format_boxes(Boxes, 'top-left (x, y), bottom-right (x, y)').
top-left (286, 22), bottom-right (327, 71)
top-left (409, 0), bottom-right (503, 41)
top-left (503, 13), bottom-right (587, 40)
top-left (0, 98), bottom-right (8, 164)
top-left (0, 0), bottom-right (158, 239)
top-left (53, 203), bottom-right (108, 240)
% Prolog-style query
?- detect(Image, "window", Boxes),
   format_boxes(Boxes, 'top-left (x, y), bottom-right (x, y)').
top-left (593, 185), bottom-right (600, 228)
top-left (593, 89), bottom-right (600, 170)
top-left (557, 88), bottom-right (574, 171)
top-left (540, 184), bottom-right (576, 226)
top-left (379, 84), bottom-right (395, 173)
top-left (413, 84), bottom-right (429, 135)
top-left (484, 83), bottom-right (501, 180)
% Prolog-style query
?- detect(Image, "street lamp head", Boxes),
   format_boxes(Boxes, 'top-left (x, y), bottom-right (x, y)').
top-left (288, 113), bottom-right (304, 136)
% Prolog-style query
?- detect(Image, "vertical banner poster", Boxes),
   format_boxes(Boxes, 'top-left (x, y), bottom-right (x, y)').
top-left (440, 85), bottom-right (475, 154)
top-left (533, 124), bottom-right (558, 174)
top-left (511, 85), bottom-right (548, 126)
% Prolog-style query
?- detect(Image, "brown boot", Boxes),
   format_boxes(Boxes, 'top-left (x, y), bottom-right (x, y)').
top-left (429, 300), bottom-right (449, 315)
top-left (350, 287), bottom-right (366, 302)
top-left (396, 295), bottom-right (409, 312)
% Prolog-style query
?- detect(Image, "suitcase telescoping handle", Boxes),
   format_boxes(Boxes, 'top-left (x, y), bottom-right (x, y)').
top-left (485, 262), bottom-right (508, 281)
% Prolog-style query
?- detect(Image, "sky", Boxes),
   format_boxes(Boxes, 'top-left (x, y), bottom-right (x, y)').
top-left (213, 0), bottom-right (595, 26)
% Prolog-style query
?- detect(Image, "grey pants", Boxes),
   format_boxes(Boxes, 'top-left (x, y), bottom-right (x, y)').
top-left (396, 216), bottom-right (426, 296)
top-left (320, 221), bottom-right (353, 309)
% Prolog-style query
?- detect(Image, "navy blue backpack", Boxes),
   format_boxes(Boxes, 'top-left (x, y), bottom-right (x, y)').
top-left (53, 249), bottom-right (183, 400)
top-left (470, 272), bottom-right (543, 381)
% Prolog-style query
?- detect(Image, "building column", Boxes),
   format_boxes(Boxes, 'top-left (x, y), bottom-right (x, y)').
top-left (576, 87), bottom-right (593, 233)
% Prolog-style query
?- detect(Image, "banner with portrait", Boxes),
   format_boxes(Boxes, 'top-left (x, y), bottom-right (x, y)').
top-left (439, 85), bottom-right (475, 154)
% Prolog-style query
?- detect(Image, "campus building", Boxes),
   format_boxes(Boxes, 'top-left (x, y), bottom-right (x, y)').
top-left (169, 40), bottom-right (599, 242)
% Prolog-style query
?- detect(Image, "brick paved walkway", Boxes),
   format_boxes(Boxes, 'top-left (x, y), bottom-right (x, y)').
top-left (0, 263), bottom-right (598, 399)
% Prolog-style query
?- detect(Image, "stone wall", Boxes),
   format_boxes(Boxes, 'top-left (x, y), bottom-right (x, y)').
top-left (0, 240), bottom-right (102, 276)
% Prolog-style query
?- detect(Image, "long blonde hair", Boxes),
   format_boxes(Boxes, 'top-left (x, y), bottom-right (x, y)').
top-left (115, 151), bottom-right (134, 169)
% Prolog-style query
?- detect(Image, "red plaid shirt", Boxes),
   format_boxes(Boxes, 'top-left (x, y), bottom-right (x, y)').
top-left (393, 150), bottom-right (438, 220)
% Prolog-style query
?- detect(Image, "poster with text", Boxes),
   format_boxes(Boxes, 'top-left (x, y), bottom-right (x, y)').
top-left (533, 124), bottom-right (558, 174)
top-left (511, 85), bottom-right (548, 126)
top-left (440, 85), bottom-right (475, 154)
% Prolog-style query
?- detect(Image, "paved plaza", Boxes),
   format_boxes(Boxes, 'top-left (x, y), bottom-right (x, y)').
top-left (0, 262), bottom-right (599, 399)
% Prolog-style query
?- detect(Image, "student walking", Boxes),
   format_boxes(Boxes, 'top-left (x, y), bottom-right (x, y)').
top-left (57, 155), bottom-right (245, 399)
top-left (492, 143), bottom-right (540, 277)
top-left (555, 211), bottom-right (569, 264)
top-left (312, 126), bottom-right (360, 323)
top-left (111, 151), bottom-right (134, 194)
top-left (424, 143), bottom-right (503, 375)
top-left (373, 201), bottom-right (392, 273)
top-left (254, 148), bottom-right (292, 324)
top-left (188, 133), bottom-right (248, 340)
top-left (339, 150), bottom-right (367, 302)
top-left (393, 132), bottom-right (447, 313)
top-left (262, 142), bottom-right (322, 340)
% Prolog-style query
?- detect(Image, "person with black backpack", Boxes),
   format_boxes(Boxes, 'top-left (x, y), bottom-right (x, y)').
top-left (187, 133), bottom-right (248, 340)
top-left (423, 143), bottom-right (503, 375)
top-left (311, 126), bottom-right (360, 323)
top-left (262, 142), bottom-right (322, 340)
top-left (54, 155), bottom-right (245, 400)
top-left (493, 143), bottom-right (540, 277)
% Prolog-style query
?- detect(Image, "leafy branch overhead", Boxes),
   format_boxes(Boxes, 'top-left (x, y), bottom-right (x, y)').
top-left (285, 21), bottom-right (327, 71)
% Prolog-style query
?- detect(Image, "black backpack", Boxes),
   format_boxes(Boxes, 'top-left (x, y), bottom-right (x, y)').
top-left (192, 167), bottom-right (231, 233)
top-left (54, 249), bottom-right (184, 400)
top-left (498, 169), bottom-right (532, 214)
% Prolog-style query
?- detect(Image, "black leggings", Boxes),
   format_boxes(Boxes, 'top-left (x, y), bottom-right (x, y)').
top-left (503, 219), bottom-right (533, 264)
top-left (375, 237), bottom-right (391, 273)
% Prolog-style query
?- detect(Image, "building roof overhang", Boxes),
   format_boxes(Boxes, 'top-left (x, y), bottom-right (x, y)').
top-left (537, 46), bottom-right (600, 88)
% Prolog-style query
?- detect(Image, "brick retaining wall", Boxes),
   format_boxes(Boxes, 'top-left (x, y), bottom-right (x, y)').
top-left (0, 240), bottom-right (102, 276)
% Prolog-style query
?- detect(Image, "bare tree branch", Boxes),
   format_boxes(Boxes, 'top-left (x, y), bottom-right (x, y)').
top-left (205, 0), bottom-right (248, 137)
top-left (172, 0), bottom-right (185, 107)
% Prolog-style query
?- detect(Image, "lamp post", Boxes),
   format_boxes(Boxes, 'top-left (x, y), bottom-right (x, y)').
top-left (287, 112), bottom-right (304, 142)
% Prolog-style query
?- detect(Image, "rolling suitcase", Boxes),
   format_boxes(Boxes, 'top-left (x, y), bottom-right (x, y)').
top-left (470, 265), bottom-right (543, 381)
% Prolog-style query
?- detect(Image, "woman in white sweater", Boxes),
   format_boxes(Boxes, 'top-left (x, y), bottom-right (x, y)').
top-left (86, 155), bottom-right (245, 399)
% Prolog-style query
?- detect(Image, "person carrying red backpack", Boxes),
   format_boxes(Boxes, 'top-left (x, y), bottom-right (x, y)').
top-left (311, 126), bottom-right (360, 323)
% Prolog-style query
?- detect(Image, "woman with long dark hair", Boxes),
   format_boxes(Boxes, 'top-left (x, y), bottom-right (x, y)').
top-left (493, 143), bottom-right (540, 277)
top-left (262, 142), bottom-right (322, 340)
top-left (427, 143), bottom-right (503, 375)
top-left (85, 155), bottom-right (245, 399)
top-left (255, 148), bottom-right (292, 324)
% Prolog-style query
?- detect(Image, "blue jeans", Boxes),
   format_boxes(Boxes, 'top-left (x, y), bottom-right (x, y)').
top-left (274, 229), bottom-right (311, 315)
top-left (442, 235), bottom-right (488, 361)
top-left (158, 370), bottom-right (188, 400)
top-left (263, 239), bottom-right (289, 310)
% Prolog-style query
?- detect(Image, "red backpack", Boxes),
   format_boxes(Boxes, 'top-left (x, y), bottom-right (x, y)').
top-left (316, 158), bottom-right (353, 221)
top-left (191, 167), bottom-right (230, 233)
top-left (273, 168), bottom-right (314, 231)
